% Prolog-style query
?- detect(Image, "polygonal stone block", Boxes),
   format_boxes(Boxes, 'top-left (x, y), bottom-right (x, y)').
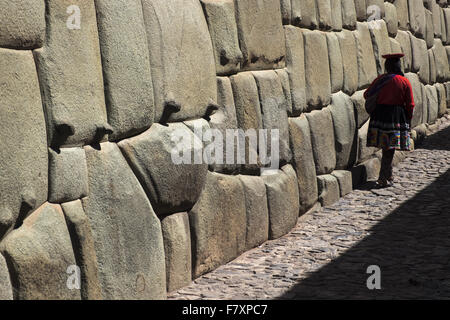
top-left (284, 26), bottom-right (306, 115)
top-left (209, 77), bottom-right (240, 173)
top-left (0, 254), bottom-right (13, 299)
top-left (331, 170), bottom-right (353, 197)
top-left (288, 115), bottom-right (319, 213)
top-left (394, 0), bottom-right (410, 31)
top-left (411, 36), bottom-right (430, 83)
top-left (0, 0), bottom-right (45, 49)
top-left (234, 0), bottom-right (285, 71)
top-left (34, 0), bottom-right (108, 147)
top-left (331, 0), bottom-right (343, 31)
top-left (342, 0), bottom-right (357, 30)
top-left (189, 172), bottom-right (246, 278)
top-left (408, 0), bottom-right (426, 39)
top-left (306, 107), bottom-right (336, 175)
top-left (48, 148), bottom-right (88, 204)
top-left (0, 49), bottom-right (48, 238)
top-left (280, 0), bottom-right (292, 25)
top-left (317, 174), bottom-right (340, 207)
top-left (201, 0), bottom-right (243, 75)
top-left (425, 9), bottom-right (434, 49)
top-left (351, 90), bottom-right (370, 129)
top-left (336, 30), bottom-right (359, 95)
top-left (425, 85), bottom-right (439, 123)
top-left (432, 39), bottom-right (450, 82)
top-left (369, 19), bottom-right (392, 75)
top-left (357, 120), bottom-right (379, 163)
top-left (295, 0), bottom-right (318, 28)
top-left (275, 69), bottom-right (293, 116)
top-left (238, 175), bottom-right (269, 250)
top-left (354, 0), bottom-right (367, 21)
top-left (230, 72), bottom-right (264, 172)
top-left (317, 0), bottom-right (333, 30)
top-left (354, 22), bottom-right (379, 89)
top-left (405, 73), bottom-right (423, 128)
top-left (329, 92), bottom-right (358, 170)
top-left (326, 33), bottom-right (344, 93)
top-left (161, 212), bottom-right (192, 293)
top-left (428, 49), bottom-right (437, 84)
top-left (303, 30), bottom-right (331, 109)
top-left (141, 0), bottom-right (217, 122)
top-left (61, 200), bottom-right (102, 300)
top-left (252, 70), bottom-right (291, 165)
top-left (435, 83), bottom-right (447, 117)
top-left (83, 142), bottom-right (166, 299)
top-left (0, 203), bottom-right (80, 300)
top-left (118, 123), bottom-right (208, 215)
top-left (95, 0), bottom-right (154, 141)
top-left (442, 8), bottom-right (449, 44)
top-left (395, 31), bottom-right (413, 72)
top-left (262, 165), bottom-right (300, 240)
top-left (384, 2), bottom-right (399, 37)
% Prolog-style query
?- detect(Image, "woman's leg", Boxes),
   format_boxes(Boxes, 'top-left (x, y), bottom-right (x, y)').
top-left (379, 148), bottom-right (395, 184)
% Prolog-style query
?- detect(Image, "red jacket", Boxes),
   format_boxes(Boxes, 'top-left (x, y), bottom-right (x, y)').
top-left (364, 74), bottom-right (415, 120)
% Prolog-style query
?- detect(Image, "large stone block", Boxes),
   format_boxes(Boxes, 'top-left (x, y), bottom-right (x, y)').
top-left (306, 108), bottom-right (336, 175)
top-left (326, 33), bottom-right (344, 93)
top-left (395, 31), bottom-right (413, 72)
top-left (118, 123), bottom-right (208, 215)
top-left (405, 73), bottom-right (423, 128)
top-left (0, 0), bottom-right (45, 49)
top-left (408, 0), bottom-right (426, 38)
top-left (275, 69), bottom-right (293, 116)
top-left (189, 172), bottom-right (246, 278)
top-left (209, 77), bottom-right (239, 173)
top-left (351, 90), bottom-right (370, 128)
top-left (342, 0), bottom-right (357, 30)
top-left (230, 72), bottom-right (264, 172)
top-left (358, 120), bottom-right (379, 163)
top-left (284, 26), bottom-right (306, 115)
top-left (435, 83), bottom-right (447, 117)
top-left (234, 0), bottom-right (285, 70)
top-left (336, 30), bottom-right (359, 95)
top-left (48, 148), bottom-right (88, 204)
top-left (411, 36), bottom-right (430, 83)
top-left (0, 49), bottom-right (48, 239)
top-left (0, 203), bottom-right (80, 300)
top-left (290, 0), bottom-right (302, 26)
top-left (280, 0), bottom-right (292, 25)
top-left (354, 0), bottom-right (366, 21)
top-left (421, 83), bottom-right (428, 125)
top-left (295, 0), bottom-right (318, 28)
top-left (394, 0), bottom-right (410, 31)
top-left (317, 174), bottom-right (340, 207)
top-left (61, 200), bottom-right (102, 300)
top-left (317, 0), bottom-right (333, 30)
top-left (288, 115), bottom-right (319, 213)
top-left (442, 8), bottom-right (449, 45)
top-left (161, 212), bottom-right (191, 293)
top-left (34, 0), bottom-right (108, 147)
top-left (329, 92), bottom-right (358, 170)
top-left (445, 82), bottom-right (450, 107)
top-left (238, 175), bottom-right (269, 250)
top-left (262, 165), bottom-right (300, 240)
top-left (303, 30), bottom-right (332, 109)
top-left (83, 143), bottom-right (166, 299)
top-left (331, 170), bottom-right (353, 197)
top-left (428, 49), bottom-right (437, 84)
top-left (331, 0), bottom-right (343, 31)
top-left (384, 2), bottom-right (399, 37)
top-left (432, 39), bottom-right (450, 82)
top-left (141, 0), bottom-right (217, 122)
top-left (369, 19), bottom-right (392, 75)
top-left (425, 85), bottom-right (439, 123)
top-left (390, 38), bottom-right (402, 58)
top-left (425, 9), bottom-right (434, 49)
top-left (201, 0), bottom-right (242, 75)
top-left (0, 254), bottom-right (13, 299)
top-left (252, 70), bottom-right (291, 165)
top-left (430, 1), bottom-right (442, 39)
top-left (354, 22), bottom-right (379, 89)
top-left (95, 0), bottom-right (154, 141)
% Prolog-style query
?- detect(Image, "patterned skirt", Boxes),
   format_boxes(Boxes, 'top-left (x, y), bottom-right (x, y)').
top-left (367, 104), bottom-right (412, 151)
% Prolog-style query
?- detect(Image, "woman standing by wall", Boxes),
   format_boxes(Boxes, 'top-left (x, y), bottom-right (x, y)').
top-left (364, 53), bottom-right (415, 188)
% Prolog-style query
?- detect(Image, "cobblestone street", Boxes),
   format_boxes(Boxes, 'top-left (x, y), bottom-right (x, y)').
top-left (169, 116), bottom-right (450, 300)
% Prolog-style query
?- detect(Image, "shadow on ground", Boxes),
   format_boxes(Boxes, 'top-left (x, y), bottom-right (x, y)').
top-left (279, 125), bottom-right (450, 299)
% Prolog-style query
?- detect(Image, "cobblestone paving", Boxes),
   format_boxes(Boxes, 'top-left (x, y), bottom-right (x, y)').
top-left (169, 115), bottom-right (450, 300)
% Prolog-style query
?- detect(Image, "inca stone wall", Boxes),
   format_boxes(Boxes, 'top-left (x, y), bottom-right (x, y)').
top-left (0, 0), bottom-right (449, 300)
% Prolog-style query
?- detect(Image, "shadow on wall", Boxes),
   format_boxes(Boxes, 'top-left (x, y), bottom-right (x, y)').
top-left (278, 125), bottom-right (450, 299)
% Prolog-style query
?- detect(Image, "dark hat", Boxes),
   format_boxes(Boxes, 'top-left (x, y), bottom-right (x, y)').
top-left (382, 53), bottom-right (405, 59)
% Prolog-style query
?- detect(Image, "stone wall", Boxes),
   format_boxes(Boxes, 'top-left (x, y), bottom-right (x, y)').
top-left (0, 0), bottom-right (449, 300)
